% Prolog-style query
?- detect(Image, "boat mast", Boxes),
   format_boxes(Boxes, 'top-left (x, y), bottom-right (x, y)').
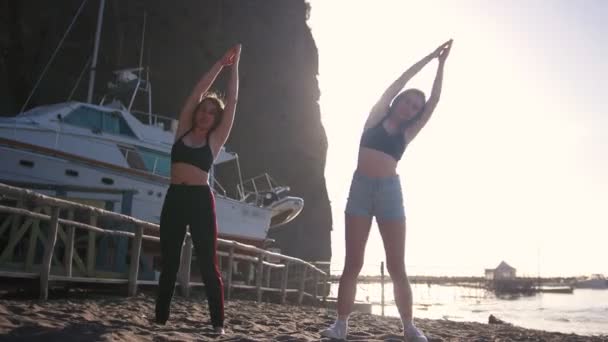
top-left (86, 0), bottom-right (106, 103)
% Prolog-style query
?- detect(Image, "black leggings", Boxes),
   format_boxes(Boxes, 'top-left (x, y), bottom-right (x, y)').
top-left (155, 184), bottom-right (224, 327)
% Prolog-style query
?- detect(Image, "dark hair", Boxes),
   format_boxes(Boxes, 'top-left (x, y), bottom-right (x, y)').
top-left (387, 88), bottom-right (426, 131)
top-left (192, 92), bottom-right (225, 134)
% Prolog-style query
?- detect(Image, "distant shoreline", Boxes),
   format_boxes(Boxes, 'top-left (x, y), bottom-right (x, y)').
top-left (330, 275), bottom-right (579, 285)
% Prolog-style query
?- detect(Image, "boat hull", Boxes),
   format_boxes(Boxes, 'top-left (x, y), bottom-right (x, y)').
top-left (0, 141), bottom-right (272, 245)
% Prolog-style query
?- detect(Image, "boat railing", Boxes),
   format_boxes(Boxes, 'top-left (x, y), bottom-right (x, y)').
top-left (211, 177), bottom-right (228, 197)
top-left (131, 110), bottom-right (177, 133)
top-left (237, 173), bottom-right (289, 205)
top-left (0, 182), bottom-right (327, 303)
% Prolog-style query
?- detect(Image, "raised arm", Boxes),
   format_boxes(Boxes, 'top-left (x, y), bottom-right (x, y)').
top-left (209, 44), bottom-right (241, 154)
top-left (404, 39), bottom-right (452, 141)
top-left (364, 42), bottom-right (447, 130)
top-left (175, 50), bottom-right (232, 140)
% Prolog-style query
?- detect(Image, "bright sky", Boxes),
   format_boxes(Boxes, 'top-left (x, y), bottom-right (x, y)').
top-left (307, 0), bottom-right (607, 277)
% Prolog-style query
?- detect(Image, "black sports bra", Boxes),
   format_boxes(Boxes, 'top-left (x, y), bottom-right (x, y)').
top-left (170, 130), bottom-right (214, 172)
top-left (359, 118), bottom-right (407, 161)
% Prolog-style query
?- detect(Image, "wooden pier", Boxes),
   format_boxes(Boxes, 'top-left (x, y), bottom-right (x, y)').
top-left (0, 182), bottom-right (328, 304)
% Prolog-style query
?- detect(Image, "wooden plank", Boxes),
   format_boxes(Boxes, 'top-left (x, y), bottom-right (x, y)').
top-left (64, 209), bottom-right (75, 277)
top-left (228, 283), bottom-right (299, 292)
top-left (178, 235), bottom-right (192, 297)
top-left (49, 275), bottom-right (128, 284)
top-left (40, 207), bottom-right (64, 270)
top-left (39, 207), bottom-right (60, 300)
top-left (0, 270), bottom-right (39, 278)
top-left (0, 213), bottom-right (13, 237)
top-left (137, 279), bottom-right (206, 287)
top-left (0, 205), bottom-right (140, 239)
top-left (25, 215), bottom-right (41, 272)
top-left (298, 266), bottom-right (308, 304)
top-left (225, 245), bottom-right (235, 300)
top-left (281, 261), bottom-right (290, 304)
top-left (87, 215), bottom-right (97, 277)
top-left (8, 199), bottom-right (24, 238)
top-left (128, 225), bottom-right (144, 296)
top-left (231, 284), bottom-right (257, 290)
top-left (283, 289), bottom-right (299, 293)
top-left (256, 252), bottom-right (264, 302)
top-left (57, 220), bottom-right (86, 275)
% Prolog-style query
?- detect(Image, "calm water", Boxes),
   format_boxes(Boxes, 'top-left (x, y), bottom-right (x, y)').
top-left (329, 282), bottom-right (608, 336)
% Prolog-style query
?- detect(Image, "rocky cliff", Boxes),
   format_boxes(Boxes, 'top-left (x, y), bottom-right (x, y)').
top-left (0, 0), bottom-right (332, 262)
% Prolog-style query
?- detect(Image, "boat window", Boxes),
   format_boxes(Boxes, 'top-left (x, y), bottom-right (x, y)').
top-left (64, 107), bottom-right (135, 137)
top-left (64, 106), bottom-right (102, 131)
top-left (65, 169), bottom-right (79, 177)
top-left (102, 111), bottom-right (135, 137)
top-left (19, 160), bottom-right (34, 168)
top-left (118, 146), bottom-right (170, 177)
top-left (137, 148), bottom-right (170, 177)
top-left (119, 146), bottom-right (147, 171)
top-left (101, 177), bottom-right (114, 185)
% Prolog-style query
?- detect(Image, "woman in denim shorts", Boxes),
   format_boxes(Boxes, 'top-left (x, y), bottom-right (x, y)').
top-left (321, 40), bottom-right (453, 341)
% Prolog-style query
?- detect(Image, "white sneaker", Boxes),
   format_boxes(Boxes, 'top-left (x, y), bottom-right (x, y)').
top-left (213, 327), bottom-right (225, 335)
top-left (404, 325), bottom-right (428, 342)
top-left (320, 321), bottom-right (347, 340)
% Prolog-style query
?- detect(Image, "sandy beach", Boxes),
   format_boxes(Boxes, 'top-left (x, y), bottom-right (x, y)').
top-left (0, 292), bottom-right (606, 342)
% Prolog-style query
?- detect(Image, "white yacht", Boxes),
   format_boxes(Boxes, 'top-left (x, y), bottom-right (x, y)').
top-left (0, 68), bottom-right (304, 247)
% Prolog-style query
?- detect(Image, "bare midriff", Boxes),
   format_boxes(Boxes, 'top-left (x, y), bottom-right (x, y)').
top-left (170, 163), bottom-right (209, 185)
top-left (356, 147), bottom-right (398, 177)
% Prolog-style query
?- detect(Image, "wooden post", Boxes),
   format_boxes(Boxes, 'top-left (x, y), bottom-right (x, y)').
top-left (280, 261), bottom-right (290, 304)
top-left (0, 215), bottom-right (11, 237)
top-left (65, 209), bottom-right (75, 277)
top-left (25, 214), bottom-right (41, 271)
top-left (313, 271), bottom-right (319, 304)
top-left (256, 252), bottom-right (264, 302)
top-left (323, 273), bottom-right (329, 302)
top-left (178, 235), bottom-right (192, 297)
top-left (298, 266), bottom-right (308, 305)
top-left (40, 207), bottom-right (60, 300)
top-left (247, 262), bottom-right (255, 284)
top-left (264, 265), bottom-right (271, 288)
top-left (225, 245), bottom-right (235, 300)
top-left (127, 224), bottom-right (144, 296)
top-left (25, 207), bottom-right (44, 271)
top-left (381, 261), bottom-right (385, 317)
top-left (87, 215), bottom-right (97, 277)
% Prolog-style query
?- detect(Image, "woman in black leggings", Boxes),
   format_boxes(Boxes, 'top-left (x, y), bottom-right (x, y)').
top-left (155, 44), bottom-right (241, 334)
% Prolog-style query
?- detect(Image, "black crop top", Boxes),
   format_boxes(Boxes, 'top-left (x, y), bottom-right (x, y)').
top-left (170, 130), bottom-right (214, 172)
top-left (359, 119), bottom-right (407, 161)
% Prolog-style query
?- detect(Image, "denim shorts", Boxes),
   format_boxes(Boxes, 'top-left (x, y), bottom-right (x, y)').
top-left (345, 171), bottom-right (405, 220)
